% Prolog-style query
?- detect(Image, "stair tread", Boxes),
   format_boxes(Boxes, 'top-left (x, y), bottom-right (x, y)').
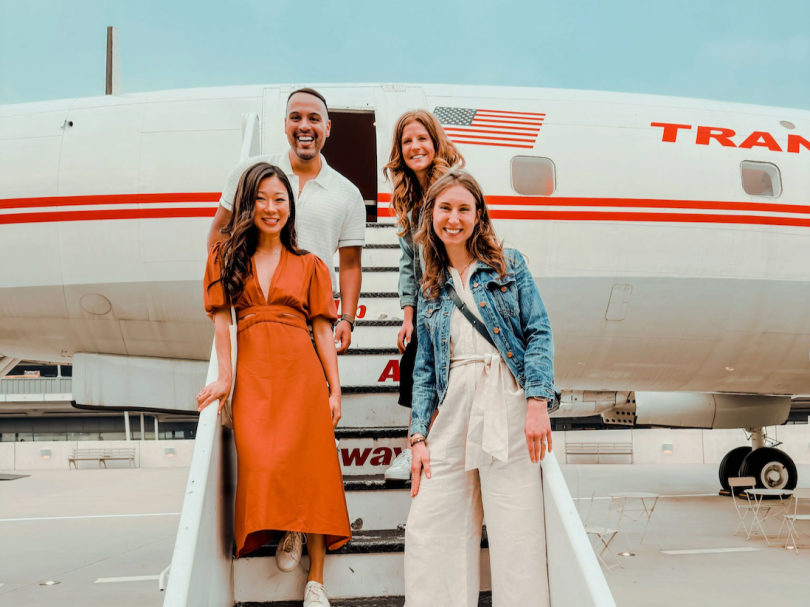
top-left (343, 348), bottom-right (399, 356)
top-left (244, 527), bottom-right (489, 559)
top-left (237, 592), bottom-right (492, 606)
top-left (342, 385), bottom-right (400, 394)
top-left (335, 426), bottom-right (407, 439)
top-left (344, 474), bottom-right (410, 491)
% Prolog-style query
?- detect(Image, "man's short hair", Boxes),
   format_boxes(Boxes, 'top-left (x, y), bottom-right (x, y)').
top-left (286, 88), bottom-right (329, 116)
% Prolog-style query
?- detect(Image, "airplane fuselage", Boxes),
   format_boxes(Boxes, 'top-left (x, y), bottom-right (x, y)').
top-left (1, 83), bottom-right (809, 394)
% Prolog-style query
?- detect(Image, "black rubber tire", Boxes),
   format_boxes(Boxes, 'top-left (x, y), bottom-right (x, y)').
top-left (719, 446), bottom-right (752, 491)
top-left (740, 447), bottom-right (798, 491)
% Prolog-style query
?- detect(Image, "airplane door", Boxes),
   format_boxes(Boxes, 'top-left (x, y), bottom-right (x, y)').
top-left (261, 85), bottom-right (426, 220)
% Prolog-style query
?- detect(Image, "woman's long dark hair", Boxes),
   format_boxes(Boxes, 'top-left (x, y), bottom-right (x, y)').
top-left (415, 170), bottom-right (507, 299)
top-left (209, 162), bottom-right (303, 303)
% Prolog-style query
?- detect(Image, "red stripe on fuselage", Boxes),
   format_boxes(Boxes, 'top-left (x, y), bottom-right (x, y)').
top-left (3, 192), bottom-right (810, 228)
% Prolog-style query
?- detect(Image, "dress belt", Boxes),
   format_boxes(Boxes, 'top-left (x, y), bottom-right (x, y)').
top-left (236, 305), bottom-right (308, 330)
top-left (449, 353), bottom-right (510, 470)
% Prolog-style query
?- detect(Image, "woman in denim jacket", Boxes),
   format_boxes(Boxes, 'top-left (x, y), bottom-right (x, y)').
top-left (381, 110), bottom-right (464, 480)
top-left (404, 170), bottom-right (554, 607)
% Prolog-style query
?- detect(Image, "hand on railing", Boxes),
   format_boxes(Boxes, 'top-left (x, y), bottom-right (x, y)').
top-left (196, 379), bottom-right (231, 414)
top-left (525, 398), bottom-right (552, 463)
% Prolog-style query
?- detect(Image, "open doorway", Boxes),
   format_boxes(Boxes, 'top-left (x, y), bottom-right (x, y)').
top-left (321, 111), bottom-right (378, 222)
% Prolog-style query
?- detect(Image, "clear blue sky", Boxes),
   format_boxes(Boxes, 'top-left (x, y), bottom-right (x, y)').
top-left (1, 0), bottom-right (808, 109)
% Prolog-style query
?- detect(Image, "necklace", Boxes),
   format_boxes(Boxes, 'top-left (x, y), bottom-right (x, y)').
top-left (457, 256), bottom-right (477, 280)
top-left (255, 247), bottom-right (283, 257)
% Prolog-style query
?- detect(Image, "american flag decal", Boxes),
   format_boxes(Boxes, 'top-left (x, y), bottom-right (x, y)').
top-left (433, 107), bottom-right (545, 149)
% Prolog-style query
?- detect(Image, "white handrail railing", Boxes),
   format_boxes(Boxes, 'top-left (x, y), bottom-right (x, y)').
top-left (163, 342), bottom-right (235, 607)
top-left (542, 452), bottom-right (616, 607)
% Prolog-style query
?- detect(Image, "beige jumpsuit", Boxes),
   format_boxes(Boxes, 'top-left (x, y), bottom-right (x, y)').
top-left (404, 267), bottom-right (549, 607)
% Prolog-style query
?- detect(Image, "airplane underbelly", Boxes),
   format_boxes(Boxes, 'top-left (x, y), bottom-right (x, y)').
top-left (1, 218), bottom-right (809, 394)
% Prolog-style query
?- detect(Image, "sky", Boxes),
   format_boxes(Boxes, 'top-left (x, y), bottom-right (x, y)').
top-left (1, 0), bottom-right (808, 109)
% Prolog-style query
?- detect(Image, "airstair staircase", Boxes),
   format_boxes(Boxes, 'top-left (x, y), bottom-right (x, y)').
top-left (162, 219), bottom-right (617, 607)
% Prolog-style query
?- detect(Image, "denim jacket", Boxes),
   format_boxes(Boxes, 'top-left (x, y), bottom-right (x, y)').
top-left (410, 248), bottom-right (555, 438)
top-left (397, 209), bottom-right (425, 310)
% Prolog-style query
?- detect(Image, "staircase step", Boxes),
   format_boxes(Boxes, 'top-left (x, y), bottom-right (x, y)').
top-left (237, 594), bottom-right (492, 606)
top-left (337, 353), bottom-right (401, 388)
top-left (338, 393), bottom-right (406, 428)
top-left (342, 296), bottom-right (402, 322)
top-left (337, 269), bottom-right (398, 293)
top-left (334, 249), bottom-right (400, 268)
top-left (233, 529), bottom-right (492, 603)
top-left (337, 432), bottom-right (407, 476)
top-left (350, 324), bottom-right (400, 350)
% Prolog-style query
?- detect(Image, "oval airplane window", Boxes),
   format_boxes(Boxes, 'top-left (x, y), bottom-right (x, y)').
top-left (511, 156), bottom-right (556, 196)
top-left (740, 161), bottom-right (782, 197)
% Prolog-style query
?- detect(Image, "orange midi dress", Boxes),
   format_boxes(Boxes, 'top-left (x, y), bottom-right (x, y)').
top-left (204, 243), bottom-right (351, 557)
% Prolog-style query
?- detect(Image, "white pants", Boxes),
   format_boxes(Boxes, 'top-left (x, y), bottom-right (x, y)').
top-left (404, 359), bottom-right (549, 607)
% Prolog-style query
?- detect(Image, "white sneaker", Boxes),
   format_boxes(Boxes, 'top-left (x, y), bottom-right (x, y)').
top-left (303, 581), bottom-right (331, 607)
top-left (276, 530), bottom-right (303, 572)
top-left (384, 449), bottom-right (412, 481)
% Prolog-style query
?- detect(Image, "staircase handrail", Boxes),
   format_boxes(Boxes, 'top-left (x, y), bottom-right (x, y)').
top-left (163, 342), bottom-right (233, 607)
top-left (542, 451), bottom-right (616, 607)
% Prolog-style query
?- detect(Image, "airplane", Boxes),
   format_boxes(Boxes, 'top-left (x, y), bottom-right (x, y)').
top-left (1, 78), bottom-right (809, 495)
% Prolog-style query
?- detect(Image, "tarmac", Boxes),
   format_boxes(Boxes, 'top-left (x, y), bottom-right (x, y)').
top-left (1, 463), bottom-right (808, 606)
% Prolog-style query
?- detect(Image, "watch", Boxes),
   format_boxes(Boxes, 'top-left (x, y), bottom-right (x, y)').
top-left (339, 314), bottom-right (356, 332)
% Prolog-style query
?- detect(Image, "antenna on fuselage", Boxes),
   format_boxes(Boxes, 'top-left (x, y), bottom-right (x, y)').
top-left (105, 26), bottom-right (121, 95)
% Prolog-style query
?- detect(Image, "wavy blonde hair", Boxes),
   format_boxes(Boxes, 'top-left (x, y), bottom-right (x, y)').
top-left (415, 170), bottom-right (507, 300)
top-left (383, 110), bottom-right (464, 236)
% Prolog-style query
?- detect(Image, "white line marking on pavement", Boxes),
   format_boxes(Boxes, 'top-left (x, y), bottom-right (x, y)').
top-left (0, 513), bottom-right (180, 523)
top-left (95, 575), bottom-right (161, 584)
top-left (662, 547), bottom-right (760, 555)
top-left (572, 493), bottom-right (718, 501)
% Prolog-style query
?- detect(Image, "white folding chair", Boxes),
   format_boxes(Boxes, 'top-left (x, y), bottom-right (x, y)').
top-left (581, 492), bottom-right (623, 571)
top-left (729, 477), bottom-right (757, 539)
top-left (728, 476), bottom-right (773, 541)
top-left (784, 488), bottom-right (810, 552)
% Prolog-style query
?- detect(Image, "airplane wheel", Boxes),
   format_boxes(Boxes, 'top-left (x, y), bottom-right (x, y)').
top-left (740, 447), bottom-right (797, 491)
top-left (719, 446), bottom-right (752, 491)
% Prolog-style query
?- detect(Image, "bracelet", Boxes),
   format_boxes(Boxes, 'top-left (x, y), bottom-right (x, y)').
top-left (410, 436), bottom-right (426, 447)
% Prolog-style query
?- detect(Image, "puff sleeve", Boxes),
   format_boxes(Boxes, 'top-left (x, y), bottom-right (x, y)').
top-left (307, 256), bottom-right (339, 322)
top-left (203, 243), bottom-right (229, 319)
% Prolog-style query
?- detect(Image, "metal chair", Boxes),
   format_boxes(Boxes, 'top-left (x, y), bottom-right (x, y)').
top-left (581, 492), bottom-right (623, 571)
top-left (728, 476), bottom-right (773, 541)
top-left (783, 488), bottom-right (810, 552)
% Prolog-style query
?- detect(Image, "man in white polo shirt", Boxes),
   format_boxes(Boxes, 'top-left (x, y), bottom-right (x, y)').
top-left (207, 88), bottom-right (365, 354)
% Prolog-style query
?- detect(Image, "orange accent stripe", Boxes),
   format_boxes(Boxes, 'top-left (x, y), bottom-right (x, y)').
top-left (484, 195), bottom-right (810, 216)
top-left (0, 192), bottom-right (221, 211)
top-left (376, 204), bottom-right (810, 228)
top-left (487, 209), bottom-right (810, 228)
top-left (0, 207), bottom-right (216, 225)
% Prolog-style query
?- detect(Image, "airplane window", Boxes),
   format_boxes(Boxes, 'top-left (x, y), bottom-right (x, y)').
top-left (511, 156), bottom-right (555, 196)
top-left (740, 161), bottom-right (781, 197)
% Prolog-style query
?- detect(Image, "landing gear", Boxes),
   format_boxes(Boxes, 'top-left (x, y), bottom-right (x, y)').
top-left (718, 427), bottom-right (798, 493)
top-left (740, 447), bottom-right (797, 491)
top-left (718, 446), bottom-right (751, 492)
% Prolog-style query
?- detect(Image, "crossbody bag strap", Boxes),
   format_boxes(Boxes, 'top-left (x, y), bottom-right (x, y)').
top-left (447, 284), bottom-right (562, 412)
top-left (446, 284), bottom-right (496, 348)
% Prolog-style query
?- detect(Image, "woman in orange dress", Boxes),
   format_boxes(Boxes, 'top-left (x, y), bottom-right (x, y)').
top-left (197, 162), bottom-right (350, 607)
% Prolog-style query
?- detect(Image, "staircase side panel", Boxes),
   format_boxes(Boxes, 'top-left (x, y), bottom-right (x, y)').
top-left (542, 453), bottom-right (616, 607)
top-left (164, 343), bottom-right (236, 607)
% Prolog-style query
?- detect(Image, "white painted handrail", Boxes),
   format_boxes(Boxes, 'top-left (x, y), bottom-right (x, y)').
top-left (542, 452), bottom-right (616, 607)
top-left (163, 342), bottom-right (235, 607)
top-left (240, 112), bottom-right (260, 161)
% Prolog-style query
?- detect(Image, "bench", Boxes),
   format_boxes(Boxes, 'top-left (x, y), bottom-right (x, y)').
top-left (565, 442), bottom-right (634, 464)
top-left (68, 448), bottom-right (137, 469)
